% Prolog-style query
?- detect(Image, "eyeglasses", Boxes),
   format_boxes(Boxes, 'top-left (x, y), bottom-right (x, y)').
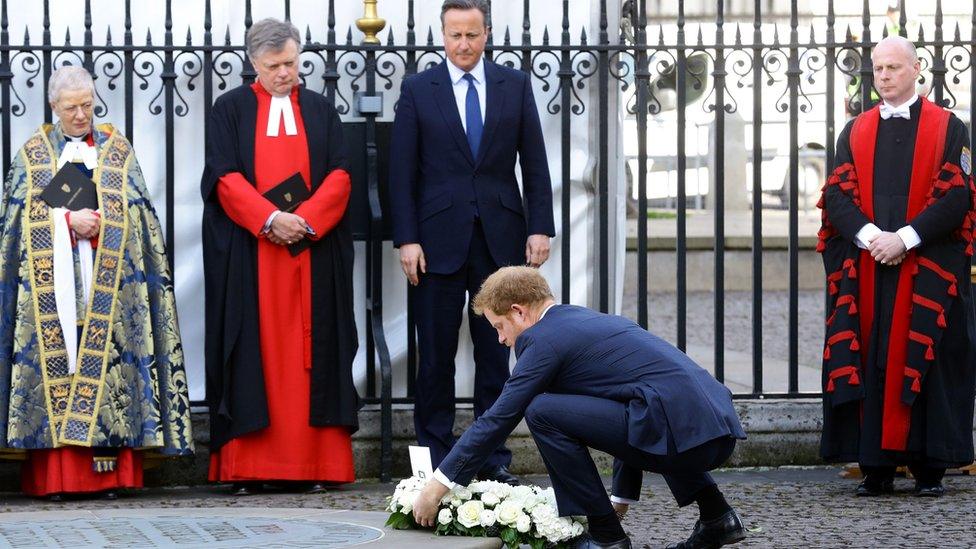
top-left (57, 103), bottom-right (94, 115)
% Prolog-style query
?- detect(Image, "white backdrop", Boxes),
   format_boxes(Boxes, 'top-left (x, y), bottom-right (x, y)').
top-left (1, 0), bottom-right (626, 402)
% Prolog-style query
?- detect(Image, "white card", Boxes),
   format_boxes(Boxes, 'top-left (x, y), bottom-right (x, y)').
top-left (408, 445), bottom-right (433, 479)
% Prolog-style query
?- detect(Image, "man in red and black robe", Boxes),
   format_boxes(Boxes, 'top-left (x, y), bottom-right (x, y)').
top-left (200, 18), bottom-right (360, 494)
top-left (818, 36), bottom-right (976, 497)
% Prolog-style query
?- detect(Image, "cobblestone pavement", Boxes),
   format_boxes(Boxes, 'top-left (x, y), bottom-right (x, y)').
top-left (3, 467), bottom-right (974, 548)
top-left (620, 290), bottom-right (826, 371)
top-left (620, 290), bottom-right (827, 393)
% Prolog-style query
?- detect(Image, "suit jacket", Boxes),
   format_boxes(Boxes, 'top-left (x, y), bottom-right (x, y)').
top-left (389, 60), bottom-right (555, 274)
top-left (437, 305), bottom-right (747, 487)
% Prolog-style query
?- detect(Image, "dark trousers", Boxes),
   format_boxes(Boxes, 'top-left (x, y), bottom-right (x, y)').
top-left (525, 393), bottom-right (735, 517)
top-left (414, 221), bottom-right (512, 470)
top-left (861, 464), bottom-right (946, 486)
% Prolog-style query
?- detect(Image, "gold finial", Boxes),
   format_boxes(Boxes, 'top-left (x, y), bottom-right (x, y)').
top-left (356, 0), bottom-right (387, 45)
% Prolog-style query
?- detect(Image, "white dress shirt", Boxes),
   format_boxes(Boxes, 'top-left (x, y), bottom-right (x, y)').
top-left (446, 56), bottom-right (487, 132)
top-left (854, 94), bottom-right (921, 253)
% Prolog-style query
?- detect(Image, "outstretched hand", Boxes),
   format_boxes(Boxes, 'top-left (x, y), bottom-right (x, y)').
top-left (412, 479), bottom-right (450, 528)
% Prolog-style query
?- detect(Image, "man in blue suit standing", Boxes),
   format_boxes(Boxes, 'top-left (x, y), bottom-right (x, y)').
top-left (389, 0), bottom-right (555, 485)
top-left (411, 267), bottom-right (748, 549)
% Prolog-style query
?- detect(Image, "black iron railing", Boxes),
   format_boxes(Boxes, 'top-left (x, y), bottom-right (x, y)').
top-left (0, 0), bottom-right (973, 481)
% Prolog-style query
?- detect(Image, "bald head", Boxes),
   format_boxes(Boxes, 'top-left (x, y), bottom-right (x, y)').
top-left (873, 36), bottom-right (918, 63)
top-left (871, 36), bottom-right (920, 106)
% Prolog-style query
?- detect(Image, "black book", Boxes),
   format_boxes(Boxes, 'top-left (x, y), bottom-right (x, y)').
top-left (262, 172), bottom-right (311, 256)
top-left (40, 163), bottom-right (98, 211)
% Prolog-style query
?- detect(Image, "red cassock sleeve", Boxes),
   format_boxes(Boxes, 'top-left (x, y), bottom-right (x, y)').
top-left (294, 168), bottom-right (352, 241)
top-left (216, 172), bottom-right (278, 237)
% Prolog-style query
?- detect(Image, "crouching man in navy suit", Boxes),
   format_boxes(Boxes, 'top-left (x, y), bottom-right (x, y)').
top-left (412, 267), bottom-right (748, 549)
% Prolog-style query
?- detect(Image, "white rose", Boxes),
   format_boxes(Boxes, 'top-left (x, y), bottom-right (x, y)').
top-left (454, 487), bottom-right (473, 501)
top-left (530, 503), bottom-right (556, 522)
top-left (509, 485), bottom-right (534, 502)
top-left (480, 509), bottom-right (497, 527)
top-left (437, 508), bottom-right (454, 526)
top-left (450, 497), bottom-right (463, 508)
top-left (481, 492), bottom-right (500, 507)
top-left (397, 491), bottom-right (416, 513)
top-left (495, 500), bottom-right (522, 526)
top-left (456, 500), bottom-right (485, 528)
top-left (487, 482), bottom-right (512, 500)
top-left (516, 513), bottom-right (532, 533)
top-left (468, 481), bottom-right (486, 493)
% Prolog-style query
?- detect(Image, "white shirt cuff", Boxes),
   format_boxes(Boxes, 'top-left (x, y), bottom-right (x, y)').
top-left (854, 223), bottom-right (882, 249)
top-left (896, 225), bottom-right (921, 250)
top-left (262, 210), bottom-right (282, 234)
top-left (433, 468), bottom-right (455, 490)
top-left (610, 495), bottom-right (638, 505)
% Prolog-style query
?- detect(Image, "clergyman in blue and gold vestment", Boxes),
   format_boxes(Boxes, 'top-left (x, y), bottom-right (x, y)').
top-left (0, 66), bottom-right (193, 498)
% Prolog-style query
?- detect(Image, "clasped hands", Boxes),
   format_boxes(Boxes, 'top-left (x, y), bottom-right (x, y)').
top-left (867, 231), bottom-right (907, 266)
top-left (267, 211), bottom-right (309, 246)
top-left (69, 208), bottom-right (100, 239)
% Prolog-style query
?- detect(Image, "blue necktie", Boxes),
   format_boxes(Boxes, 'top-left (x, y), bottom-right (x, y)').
top-left (463, 73), bottom-right (483, 158)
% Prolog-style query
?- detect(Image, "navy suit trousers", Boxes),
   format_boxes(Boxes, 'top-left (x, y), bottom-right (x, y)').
top-left (414, 220), bottom-right (512, 470)
top-left (524, 393), bottom-right (736, 516)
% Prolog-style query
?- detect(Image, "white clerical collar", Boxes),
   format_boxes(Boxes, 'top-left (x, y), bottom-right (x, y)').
top-left (57, 129), bottom-right (98, 170)
top-left (447, 56), bottom-right (486, 86)
top-left (267, 93), bottom-right (298, 137)
top-left (538, 302), bottom-right (558, 321)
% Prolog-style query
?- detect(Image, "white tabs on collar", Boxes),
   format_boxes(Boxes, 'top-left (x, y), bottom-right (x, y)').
top-left (267, 94), bottom-right (298, 137)
top-left (57, 141), bottom-right (98, 170)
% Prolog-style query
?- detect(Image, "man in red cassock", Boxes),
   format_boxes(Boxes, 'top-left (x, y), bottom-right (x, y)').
top-left (818, 36), bottom-right (976, 498)
top-left (201, 17), bottom-right (360, 495)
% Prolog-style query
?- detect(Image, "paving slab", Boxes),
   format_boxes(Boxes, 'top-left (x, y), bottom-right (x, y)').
top-left (0, 507), bottom-right (500, 549)
top-left (3, 468), bottom-right (975, 547)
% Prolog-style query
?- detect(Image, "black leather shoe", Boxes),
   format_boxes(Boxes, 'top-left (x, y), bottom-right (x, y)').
top-left (914, 482), bottom-right (945, 498)
top-left (571, 534), bottom-right (632, 548)
top-left (477, 465), bottom-right (519, 486)
top-left (306, 483), bottom-right (329, 494)
top-left (231, 483), bottom-right (258, 496)
top-left (102, 490), bottom-right (118, 500)
top-left (48, 493), bottom-right (64, 502)
top-left (855, 477), bottom-right (894, 497)
top-left (665, 509), bottom-right (746, 549)
top-left (571, 534), bottom-right (633, 549)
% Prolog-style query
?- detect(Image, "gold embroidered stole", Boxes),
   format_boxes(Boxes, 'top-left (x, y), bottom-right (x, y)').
top-left (22, 124), bottom-right (130, 446)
